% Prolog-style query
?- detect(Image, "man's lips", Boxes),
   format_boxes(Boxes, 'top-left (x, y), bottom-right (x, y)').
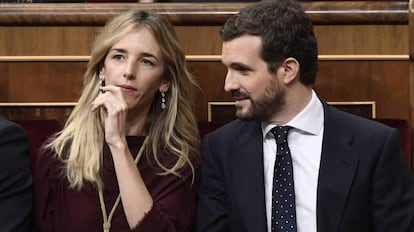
top-left (234, 96), bottom-right (248, 101)
top-left (233, 93), bottom-right (249, 101)
top-left (231, 91), bottom-right (249, 101)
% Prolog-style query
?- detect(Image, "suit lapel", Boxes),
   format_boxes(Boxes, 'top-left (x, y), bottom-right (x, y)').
top-left (317, 104), bottom-right (359, 232)
top-left (231, 121), bottom-right (267, 232)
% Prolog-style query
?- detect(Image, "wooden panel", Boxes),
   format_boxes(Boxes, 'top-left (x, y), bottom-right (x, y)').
top-left (0, 26), bottom-right (221, 56)
top-left (0, 105), bottom-right (74, 124)
top-left (315, 25), bottom-right (408, 55)
top-left (316, 60), bottom-right (410, 120)
top-left (176, 26), bottom-right (222, 55)
top-left (187, 61), bottom-right (229, 122)
top-left (0, 25), bottom-right (407, 56)
top-left (0, 61), bottom-right (85, 102)
top-left (0, 2), bottom-right (407, 26)
top-left (0, 26), bottom-right (100, 56)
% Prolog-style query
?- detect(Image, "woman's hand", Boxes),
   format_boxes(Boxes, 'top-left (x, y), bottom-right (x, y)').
top-left (92, 85), bottom-right (154, 229)
top-left (91, 85), bottom-right (128, 148)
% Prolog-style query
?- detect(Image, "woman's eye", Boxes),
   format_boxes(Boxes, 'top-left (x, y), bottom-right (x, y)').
top-left (141, 59), bottom-right (154, 66)
top-left (112, 54), bottom-right (124, 61)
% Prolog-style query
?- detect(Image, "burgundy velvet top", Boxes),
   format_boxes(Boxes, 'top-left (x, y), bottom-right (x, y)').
top-left (33, 136), bottom-right (198, 232)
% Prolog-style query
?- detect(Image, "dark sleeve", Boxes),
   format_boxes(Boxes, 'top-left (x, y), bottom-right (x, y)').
top-left (194, 134), bottom-right (228, 232)
top-left (33, 147), bottom-right (57, 232)
top-left (0, 121), bottom-right (32, 232)
top-left (132, 160), bottom-right (199, 232)
top-left (372, 128), bottom-right (414, 231)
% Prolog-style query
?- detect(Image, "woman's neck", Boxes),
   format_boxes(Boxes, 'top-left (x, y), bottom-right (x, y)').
top-left (126, 121), bottom-right (145, 136)
top-left (125, 109), bottom-right (149, 136)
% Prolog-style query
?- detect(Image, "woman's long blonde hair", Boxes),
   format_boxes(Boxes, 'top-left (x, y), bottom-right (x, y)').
top-left (46, 10), bottom-right (200, 190)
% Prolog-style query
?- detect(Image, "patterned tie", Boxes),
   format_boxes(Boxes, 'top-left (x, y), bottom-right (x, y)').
top-left (270, 126), bottom-right (297, 232)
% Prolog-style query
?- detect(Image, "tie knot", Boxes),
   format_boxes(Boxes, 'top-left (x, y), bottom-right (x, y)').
top-left (271, 126), bottom-right (292, 145)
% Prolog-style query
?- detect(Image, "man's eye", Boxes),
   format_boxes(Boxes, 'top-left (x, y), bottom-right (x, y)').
top-left (236, 67), bottom-right (249, 75)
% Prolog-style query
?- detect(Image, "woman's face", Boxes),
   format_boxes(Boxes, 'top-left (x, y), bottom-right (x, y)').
top-left (101, 26), bottom-right (168, 113)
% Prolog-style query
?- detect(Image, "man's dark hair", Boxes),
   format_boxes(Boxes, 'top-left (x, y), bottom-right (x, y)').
top-left (220, 0), bottom-right (318, 85)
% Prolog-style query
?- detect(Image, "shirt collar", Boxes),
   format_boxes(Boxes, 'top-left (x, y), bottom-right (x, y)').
top-left (262, 90), bottom-right (324, 137)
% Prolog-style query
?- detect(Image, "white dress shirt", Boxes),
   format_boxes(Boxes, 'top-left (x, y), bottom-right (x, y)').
top-left (262, 90), bottom-right (324, 232)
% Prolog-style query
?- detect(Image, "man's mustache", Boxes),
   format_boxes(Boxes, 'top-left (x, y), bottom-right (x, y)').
top-left (231, 90), bottom-right (249, 99)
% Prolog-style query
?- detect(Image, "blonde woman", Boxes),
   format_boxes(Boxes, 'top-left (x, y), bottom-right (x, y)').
top-left (33, 10), bottom-right (200, 232)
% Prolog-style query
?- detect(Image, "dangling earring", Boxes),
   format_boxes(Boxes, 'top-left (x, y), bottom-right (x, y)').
top-left (99, 72), bottom-right (105, 93)
top-left (161, 91), bottom-right (166, 110)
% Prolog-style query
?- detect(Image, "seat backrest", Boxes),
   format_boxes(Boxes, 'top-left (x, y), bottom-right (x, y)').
top-left (13, 119), bottom-right (411, 170)
top-left (14, 120), bottom-right (219, 172)
top-left (374, 118), bottom-right (411, 167)
top-left (12, 119), bottom-right (62, 172)
top-left (198, 121), bottom-right (226, 139)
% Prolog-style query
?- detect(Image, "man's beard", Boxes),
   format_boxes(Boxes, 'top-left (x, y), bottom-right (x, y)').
top-left (234, 82), bottom-right (286, 122)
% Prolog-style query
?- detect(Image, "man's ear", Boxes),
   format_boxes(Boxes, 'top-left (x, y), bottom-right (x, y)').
top-left (282, 57), bottom-right (300, 85)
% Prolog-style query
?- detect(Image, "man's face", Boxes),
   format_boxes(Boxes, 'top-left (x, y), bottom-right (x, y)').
top-left (221, 35), bottom-right (286, 121)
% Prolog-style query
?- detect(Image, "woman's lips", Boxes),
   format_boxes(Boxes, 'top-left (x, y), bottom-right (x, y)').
top-left (118, 85), bottom-right (137, 93)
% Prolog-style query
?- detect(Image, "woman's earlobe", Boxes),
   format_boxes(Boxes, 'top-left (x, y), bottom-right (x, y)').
top-left (98, 67), bottom-right (105, 80)
top-left (160, 80), bottom-right (171, 92)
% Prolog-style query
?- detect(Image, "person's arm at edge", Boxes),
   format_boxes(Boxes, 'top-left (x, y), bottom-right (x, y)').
top-left (0, 121), bottom-right (32, 232)
top-left (194, 133), bottom-right (228, 232)
top-left (372, 128), bottom-right (414, 231)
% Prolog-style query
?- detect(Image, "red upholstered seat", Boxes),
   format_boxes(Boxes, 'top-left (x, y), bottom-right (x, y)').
top-left (197, 121), bottom-right (226, 139)
top-left (12, 119), bottom-right (411, 172)
top-left (12, 120), bottom-right (62, 173)
top-left (13, 119), bottom-right (220, 172)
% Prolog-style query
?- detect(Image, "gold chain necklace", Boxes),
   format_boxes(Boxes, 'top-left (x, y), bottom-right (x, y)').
top-left (98, 136), bottom-right (149, 232)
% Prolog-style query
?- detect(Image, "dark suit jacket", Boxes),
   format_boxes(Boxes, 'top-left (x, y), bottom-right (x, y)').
top-left (0, 117), bottom-right (32, 232)
top-left (195, 102), bottom-right (414, 232)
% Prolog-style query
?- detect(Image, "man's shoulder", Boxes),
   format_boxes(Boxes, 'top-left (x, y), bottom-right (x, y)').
top-left (325, 104), bottom-right (393, 135)
top-left (201, 120), bottom-right (262, 149)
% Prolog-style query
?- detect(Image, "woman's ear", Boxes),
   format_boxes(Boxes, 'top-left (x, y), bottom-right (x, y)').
top-left (282, 57), bottom-right (300, 85)
top-left (99, 67), bottom-right (105, 80)
top-left (159, 80), bottom-right (171, 92)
